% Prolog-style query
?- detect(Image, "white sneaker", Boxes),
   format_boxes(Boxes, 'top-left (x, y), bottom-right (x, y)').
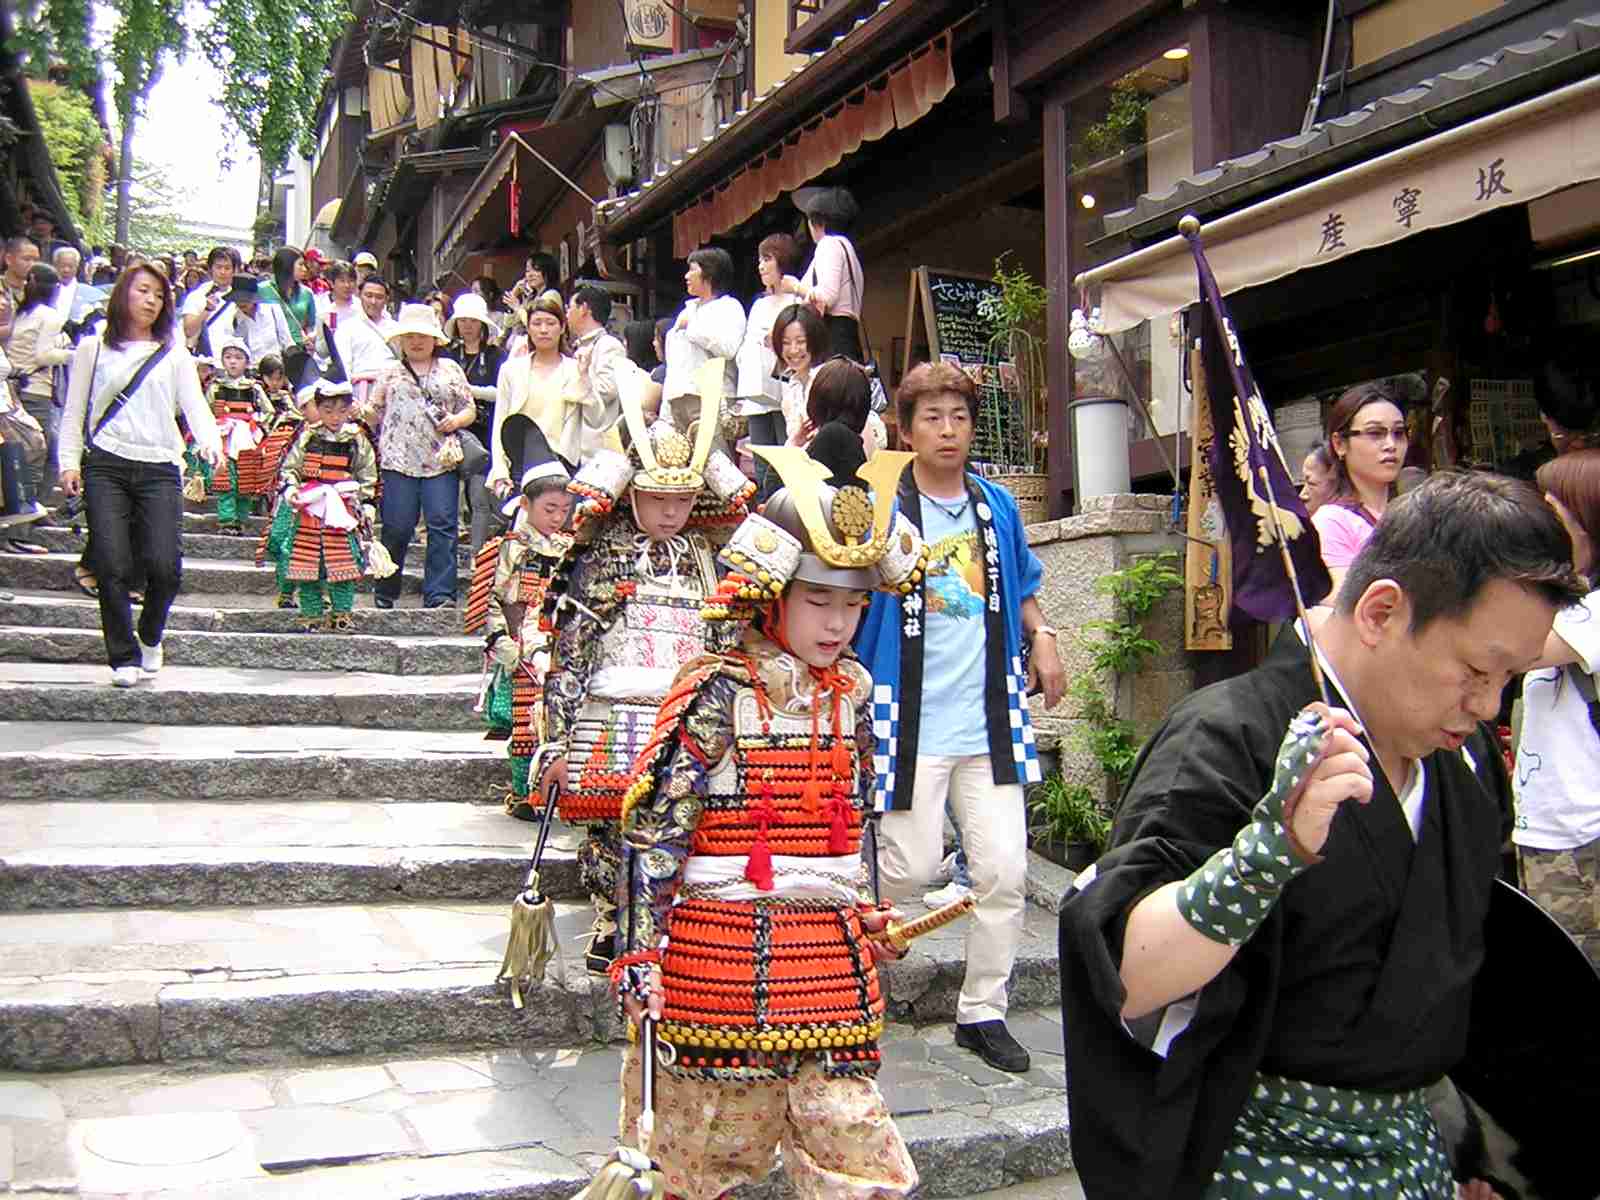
top-left (923, 880), bottom-right (973, 908)
top-left (110, 665), bottom-right (140, 688)
top-left (135, 635), bottom-right (163, 676)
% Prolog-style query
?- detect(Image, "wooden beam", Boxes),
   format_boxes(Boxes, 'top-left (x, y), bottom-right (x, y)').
top-left (1010, 0), bottom-right (1171, 93)
top-left (1043, 95), bottom-right (1073, 519)
top-left (991, 0), bottom-right (1030, 125)
top-left (856, 150), bottom-right (1044, 259)
top-left (1040, 8), bottom-right (1193, 106)
top-left (784, 0), bottom-right (881, 55)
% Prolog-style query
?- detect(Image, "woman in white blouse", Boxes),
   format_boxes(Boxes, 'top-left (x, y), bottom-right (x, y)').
top-left (60, 265), bottom-right (224, 687)
top-left (735, 234), bottom-right (801, 499)
top-left (5, 263), bottom-right (73, 549)
top-left (780, 186), bottom-right (865, 361)
top-left (662, 247), bottom-right (745, 430)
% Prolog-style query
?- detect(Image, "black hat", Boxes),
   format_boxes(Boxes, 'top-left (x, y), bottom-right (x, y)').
top-left (225, 274), bottom-right (261, 305)
top-left (792, 186), bottom-right (859, 227)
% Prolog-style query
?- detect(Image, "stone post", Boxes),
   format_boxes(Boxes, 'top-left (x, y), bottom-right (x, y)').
top-left (1025, 494), bottom-right (1198, 805)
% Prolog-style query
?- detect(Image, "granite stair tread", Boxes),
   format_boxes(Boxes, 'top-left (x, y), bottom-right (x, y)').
top-left (0, 1025), bottom-right (1072, 1197)
top-left (0, 898), bottom-right (1064, 1070)
top-left (0, 553), bottom-right (426, 595)
top-left (0, 624), bottom-right (480, 674)
top-left (0, 720), bottom-right (506, 803)
top-left (0, 663), bottom-right (482, 729)
top-left (0, 591), bottom-right (462, 635)
top-left (0, 800), bottom-right (578, 909)
top-left (28, 523), bottom-right (477, 565)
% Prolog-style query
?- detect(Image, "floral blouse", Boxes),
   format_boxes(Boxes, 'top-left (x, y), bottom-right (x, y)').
top-left (365, 355), bottom-right (472, 477)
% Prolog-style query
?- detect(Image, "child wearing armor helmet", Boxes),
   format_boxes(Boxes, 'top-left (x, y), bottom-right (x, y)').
top-left (538, 360), bottom-right (755, 975)
top-left (606, 432), bottom-right (931, 1200)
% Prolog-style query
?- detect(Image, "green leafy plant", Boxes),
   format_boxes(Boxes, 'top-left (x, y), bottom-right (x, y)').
top-left (1027, 774), bottom-right (1111, 852)
top-left (1073, 78), bottom-right (1152, 165)
top-left (978, 252), bottom-right (1048, 338)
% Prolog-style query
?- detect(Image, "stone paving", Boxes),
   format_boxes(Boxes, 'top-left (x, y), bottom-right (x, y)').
top-left (0, 1011), bottom-right (1070, 1197)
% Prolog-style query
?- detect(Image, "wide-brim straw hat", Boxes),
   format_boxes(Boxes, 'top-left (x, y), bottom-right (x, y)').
top-left (444, 292), bottom-right (501, 341)
top-left (388, 303), bottom-right (450, 348)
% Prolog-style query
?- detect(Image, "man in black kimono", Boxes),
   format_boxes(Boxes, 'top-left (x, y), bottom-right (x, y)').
top-left (1058, 472), bottom-right (1585, 1200)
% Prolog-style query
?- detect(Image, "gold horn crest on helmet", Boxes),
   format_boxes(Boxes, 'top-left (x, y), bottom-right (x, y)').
top-left (704, 446), bottom-right (927, 615)
top-left (624, 358), bottom-right (725, 495)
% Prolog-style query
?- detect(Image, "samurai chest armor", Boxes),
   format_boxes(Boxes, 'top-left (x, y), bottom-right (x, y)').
top-left (563, 543), bottom-right (716, 824)
top-left (301, 436), bottom-right (354, 483)
top-left (212, 384), bottom-right (259, 422)
top-left (654, 652), bottom-right (884, 1083)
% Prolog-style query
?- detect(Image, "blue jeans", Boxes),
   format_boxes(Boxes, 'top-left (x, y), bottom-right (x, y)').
top-left (377, 469), bottom-right (459, 605)
top-left (0, 442), bottom-right (25, 516)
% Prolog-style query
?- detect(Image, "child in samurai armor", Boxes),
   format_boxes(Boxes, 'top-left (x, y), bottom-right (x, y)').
top-left (204, 337), bottom-right (275, 533)
top-left (471, 462), bottom-right (574, 822)
top-left (254, 370), bottom-right (308, 609)
top-left (541, 360), bottom-right (754, 975)
top-left (610, 441), bottom-right (930, 1200)
top-left (273, 378), bottom-right (378, 632)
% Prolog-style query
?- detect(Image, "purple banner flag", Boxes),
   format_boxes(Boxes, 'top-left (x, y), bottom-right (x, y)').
top-left (1180, 219), bottom-right (1333, 622)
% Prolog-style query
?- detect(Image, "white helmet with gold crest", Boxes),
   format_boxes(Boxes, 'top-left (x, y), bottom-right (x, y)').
top-left (706, 442), bottom-right (928, 621)
top-left (568, 358), bottom-right (753, 530)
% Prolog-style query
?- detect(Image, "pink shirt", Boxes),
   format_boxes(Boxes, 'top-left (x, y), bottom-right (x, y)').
top-left (1312, 503), bottom-right (1376, 570)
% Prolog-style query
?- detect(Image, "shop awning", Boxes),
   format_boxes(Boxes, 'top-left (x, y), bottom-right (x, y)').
top-left (667, 26), bottom-right (955, 257)
top-left (1077, 72), bottom-right (1600, 334)
top-left (433, 106), bottom-right (611, 268)
top-left (595, 0), bottom-right (972, 251)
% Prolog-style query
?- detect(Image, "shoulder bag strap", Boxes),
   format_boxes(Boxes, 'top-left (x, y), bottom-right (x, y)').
top-left (1565, 663), bottom-right (1600, 740)
top-left (88, 343), bottom-right (171, 445)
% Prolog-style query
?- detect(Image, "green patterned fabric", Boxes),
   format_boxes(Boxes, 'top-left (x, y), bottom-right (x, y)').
top-left (486, 667), bottom-right (514, 730)
top-left (1177, 710), bottom-right (1326, 947)
top-left (216, 461), bottom-right (242, 523)
top-left (510, 753), bottom-right (530, 798)
top-left (297, 578), bottom-right (354, 616)
top-left (1206, 1074), bottom-right (1454, 1199)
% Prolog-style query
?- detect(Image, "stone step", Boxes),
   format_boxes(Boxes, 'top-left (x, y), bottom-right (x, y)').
top-left (0, 722), bottom-right (506, 803)
top-left (0, 554), bottom-right (429, 596)
top-left (0, 591), bottom-right (462, 636)
top-left (0, 663), bottom-right (481, 730)
top-left (0, 800), bottom-right (580, 910)
top-left (0, 1028), bottom-right (1070, 1197)
top-left (0, 625), bottom-right (480, 674)
top-left (0, 899), bottom-right (1063, 1070)
top-left (30, 523), bottom-right (478, 566)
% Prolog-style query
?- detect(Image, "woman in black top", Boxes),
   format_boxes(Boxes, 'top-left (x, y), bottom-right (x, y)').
top-left (442, 292), bottom-right (506, 553)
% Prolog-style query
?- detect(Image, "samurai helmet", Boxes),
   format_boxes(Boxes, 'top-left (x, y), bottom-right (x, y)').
top-left (569, 357), bottom-right (753, 526)
top-left (710, 446), bottom-right (927, 616)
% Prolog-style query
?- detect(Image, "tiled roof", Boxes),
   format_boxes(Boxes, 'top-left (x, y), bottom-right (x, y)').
top-left (1103, 11), bottom-right (1600, 241)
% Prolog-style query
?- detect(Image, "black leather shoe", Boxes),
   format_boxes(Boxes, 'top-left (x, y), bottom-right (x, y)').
top-left (954, 1020), bottom-right (1031, 1073)
top-left (373, 595), bottom-right (395, 610)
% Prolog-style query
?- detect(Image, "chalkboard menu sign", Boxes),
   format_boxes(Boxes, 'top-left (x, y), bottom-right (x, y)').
top-left (901, 267), bottom-right (1003, 376)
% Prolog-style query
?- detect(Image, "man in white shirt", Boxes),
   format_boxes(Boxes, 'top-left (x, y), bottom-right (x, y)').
top-left (330, 275), bottom-right (398, 407)
top-left (216, 275), bottom-right (293, 364)
top-left (567, 283), bottom-right (626, 449)
top-left (50, 247), bottom-right (82, 320)
top-left (180, 247), bottom-right (241, 350)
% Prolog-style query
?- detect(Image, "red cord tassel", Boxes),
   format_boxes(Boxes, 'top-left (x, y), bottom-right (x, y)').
top-left (746, 777), bottom-right (778, 891)
top-left (827, 785), bottom-right (850, 854)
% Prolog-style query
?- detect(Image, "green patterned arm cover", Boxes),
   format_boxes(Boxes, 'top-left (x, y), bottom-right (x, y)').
top-left (1175, 707), bottom-right (1332, 947)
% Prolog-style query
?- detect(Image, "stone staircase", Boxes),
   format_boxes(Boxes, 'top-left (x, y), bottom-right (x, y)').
top-left (0, 508), bottom-right (1077, 1198)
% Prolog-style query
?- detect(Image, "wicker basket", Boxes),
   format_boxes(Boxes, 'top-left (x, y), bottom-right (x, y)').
top-left (995, 472), bottom-right (1050, 525)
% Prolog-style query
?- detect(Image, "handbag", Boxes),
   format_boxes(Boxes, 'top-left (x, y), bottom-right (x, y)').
top-left (437, 433), bottom-right (464, 470)
top-left (0, 403), bottom-right (46, 467)
top-left (816, 240), bottom-right (889, 414)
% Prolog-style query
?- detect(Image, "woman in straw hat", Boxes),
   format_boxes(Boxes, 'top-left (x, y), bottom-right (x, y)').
top-left (443, 291), bottom-right (505, 554)
top-left (362, 302), bottom-right (475, 608)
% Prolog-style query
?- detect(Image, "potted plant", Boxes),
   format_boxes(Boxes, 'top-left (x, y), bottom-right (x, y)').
top-left (1028, 774), bottom-right (1111, 872)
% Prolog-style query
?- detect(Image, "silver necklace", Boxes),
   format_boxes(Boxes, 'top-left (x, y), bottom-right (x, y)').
top-left (921, 490), bottom-right (969, 520)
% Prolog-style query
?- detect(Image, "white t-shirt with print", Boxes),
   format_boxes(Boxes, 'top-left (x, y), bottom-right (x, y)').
top-left (1514, 588), bottom-right (1600, 850)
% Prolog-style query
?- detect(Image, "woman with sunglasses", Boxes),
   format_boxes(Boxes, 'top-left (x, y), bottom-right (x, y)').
top-left (1312, 381), bottom-right (1408, 591)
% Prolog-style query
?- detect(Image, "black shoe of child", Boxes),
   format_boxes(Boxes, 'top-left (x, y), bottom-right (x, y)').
top-left (276, 593), bottom-right (297, 609)
top-left (373, 595), bottom-right (395, 610)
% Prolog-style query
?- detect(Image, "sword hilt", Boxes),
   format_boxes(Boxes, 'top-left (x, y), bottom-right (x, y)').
top-left (872, 893), bottom-right (976, 952)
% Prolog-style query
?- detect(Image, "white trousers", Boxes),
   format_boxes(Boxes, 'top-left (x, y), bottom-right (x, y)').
top-left (876, 754), bottom-right (1026, 1023)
